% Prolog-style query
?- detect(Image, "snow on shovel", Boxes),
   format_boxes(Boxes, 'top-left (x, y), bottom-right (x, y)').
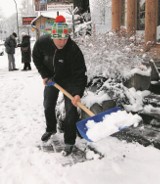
top-left (47, 82), bottom-right (141, 142)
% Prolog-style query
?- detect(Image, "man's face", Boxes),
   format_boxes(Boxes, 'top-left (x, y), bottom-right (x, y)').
top-left (53, 38), bottom-right (68, 49)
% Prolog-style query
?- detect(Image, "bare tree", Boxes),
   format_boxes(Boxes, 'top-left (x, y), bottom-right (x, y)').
top-left (19, 0), bottom-right (35, 17)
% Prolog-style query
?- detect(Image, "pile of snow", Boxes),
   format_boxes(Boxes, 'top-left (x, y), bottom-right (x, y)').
top-left (123, 67), bottom-right (151, 79)
top-left (82, 90), bottom-right (110, 108)
top-left (86, 110), bottom-right (142, 142)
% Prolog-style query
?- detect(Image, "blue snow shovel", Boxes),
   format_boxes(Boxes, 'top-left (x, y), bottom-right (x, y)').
top-left (47, 82), bottom-right (122, 142)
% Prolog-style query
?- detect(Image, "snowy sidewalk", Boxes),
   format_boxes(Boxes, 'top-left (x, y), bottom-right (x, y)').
top-left (0, 48), bottom-right (160, 184)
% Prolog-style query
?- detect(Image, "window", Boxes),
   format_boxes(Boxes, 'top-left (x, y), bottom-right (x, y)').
top-left (137, 1), bottom-right (145, 30)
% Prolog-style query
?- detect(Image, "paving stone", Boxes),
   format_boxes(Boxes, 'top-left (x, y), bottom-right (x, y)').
top-left (112, 126), bottom-right (151, 147)
top-left (90, 103), bottom-right (103, 114)
top-left (153, 140), bottom-right (160, 149)
top-left (143, 94), bottom-right (160, 107)
top-left (149, 81), bottom-right (160, 95)
top-left (112, 124), bottom-right (160, 149)
top-left (149, 60), bottom-right (160, 81)
top-left (102, 99), bottom-right (117, 111)
top-left (123, 73), bottom-right (151, 90)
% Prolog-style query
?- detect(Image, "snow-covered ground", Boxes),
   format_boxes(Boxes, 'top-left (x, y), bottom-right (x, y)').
top-left (0, 40), bottom-right (160, 184)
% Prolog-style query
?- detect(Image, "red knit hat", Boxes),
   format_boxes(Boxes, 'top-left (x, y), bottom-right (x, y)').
top-left (55, 15), bottom-right (66, 23)
top-left (52, 15), bottom-right (69, 39)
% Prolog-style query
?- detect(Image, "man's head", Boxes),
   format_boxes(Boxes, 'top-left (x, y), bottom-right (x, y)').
top-left (12, 32), bottom-right (17, 38)
top-left (51, 15), bottom-right (69, 49)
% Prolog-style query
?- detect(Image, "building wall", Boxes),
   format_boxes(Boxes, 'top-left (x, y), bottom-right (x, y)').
top-left (120, 0), bottom-right (160, 41)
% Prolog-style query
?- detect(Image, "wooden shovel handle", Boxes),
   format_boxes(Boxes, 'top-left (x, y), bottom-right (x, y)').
top-left (54, 83), bottom-right (95, 117)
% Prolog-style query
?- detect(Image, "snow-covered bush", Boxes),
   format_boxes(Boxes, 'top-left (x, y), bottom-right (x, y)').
top-left (78, 32), bottom-right (150, 82)
top-left (74, 32), bottom-right (153, 113)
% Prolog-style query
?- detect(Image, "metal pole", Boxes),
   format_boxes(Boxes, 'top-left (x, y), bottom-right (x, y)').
top-left (13, 0), bottom-right (20, 42)
top-left (72, 13), bottom-right (75, 38)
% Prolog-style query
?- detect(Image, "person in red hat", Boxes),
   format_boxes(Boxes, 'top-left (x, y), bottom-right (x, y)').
top-left (32, 15), bottom-right (87, 156)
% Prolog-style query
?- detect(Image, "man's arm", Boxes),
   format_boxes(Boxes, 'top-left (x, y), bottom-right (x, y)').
top-left (4, 38), bottom-right (10, 48)
top-left (32, 40), bottom-right (50, 79)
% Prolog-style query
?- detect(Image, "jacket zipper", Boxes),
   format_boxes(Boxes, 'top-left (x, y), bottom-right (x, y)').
top-left (53, 49), bottom-right (57, 76)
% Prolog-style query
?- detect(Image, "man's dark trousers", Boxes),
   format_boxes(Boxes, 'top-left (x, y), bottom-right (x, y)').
top-left (43, 85), bottom-right (79, 145)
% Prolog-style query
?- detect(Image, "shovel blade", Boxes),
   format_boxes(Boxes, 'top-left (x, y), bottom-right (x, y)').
top-left (76, 107), bottom-right (122, 142)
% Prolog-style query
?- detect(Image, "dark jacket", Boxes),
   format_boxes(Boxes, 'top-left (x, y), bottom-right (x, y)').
top-left (4, 35), bottom-right (17, 54)
top-left (18, 35), bottom-right (31, 63)
top-left (32, 35), bottom-right (87, 97)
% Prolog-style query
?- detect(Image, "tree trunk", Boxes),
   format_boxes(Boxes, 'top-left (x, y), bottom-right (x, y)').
top-left (145, 0), bottom-right (158, 44)
top-left (112, 0), bottom-right (122, 32)
top-left (158, 0), bottom-right (160, 25)
top-left (127, 0), bottom-right (137, 36)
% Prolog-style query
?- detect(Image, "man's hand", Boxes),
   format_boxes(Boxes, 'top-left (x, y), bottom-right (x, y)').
top-left (43, 78), bottom-right (49, 85)
top-left (43, 78), bottom-right (53, 85)
top-left (72, 95), bottom-right (80, 107)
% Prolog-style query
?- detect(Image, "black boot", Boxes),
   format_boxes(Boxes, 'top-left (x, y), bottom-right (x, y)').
top-left (13, 68), bottom-right (18, 70)
top-left (22, 63), bottom-right (27, 71)
top-left (62, 144), bottom-right (74, 156)
top-left (41, 131), bottom-right (56, 141)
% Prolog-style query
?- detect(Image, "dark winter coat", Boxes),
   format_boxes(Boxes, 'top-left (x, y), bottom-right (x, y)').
top-left (18, 35), bottom-right (31, 63)
top-left (4, 35), bottom-right (17, 54)
top-left (32, 35), bottom-right (87, 97)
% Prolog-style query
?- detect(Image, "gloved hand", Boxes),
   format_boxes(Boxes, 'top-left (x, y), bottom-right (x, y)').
top-left (43, 78), bottom-right (54, 86)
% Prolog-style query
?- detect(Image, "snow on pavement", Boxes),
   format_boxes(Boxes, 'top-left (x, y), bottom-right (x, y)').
top-left (0, 46), bottom-right (160, 184)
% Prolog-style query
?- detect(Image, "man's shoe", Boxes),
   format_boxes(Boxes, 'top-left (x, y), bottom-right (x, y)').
top-left (13, 68), bottom-right (18, 70)
top-left (41, 131), bottom-right (56, 141)
top-left (62, 144), bottom-right (74, 156)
